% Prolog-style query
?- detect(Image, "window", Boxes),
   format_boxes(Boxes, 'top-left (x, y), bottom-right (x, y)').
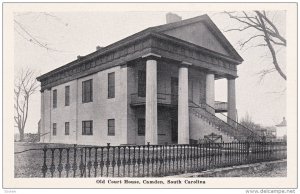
top-left (53, 89), bottom-right (57, 108)
top-left (138, 71), bottom-right (146, 97)
top-left (65, 86), bottom-right (70, 106)
top-left (108, 72), bottom-right (115, 99)
top-left (82, 79), bottom-right (93, 103)
top-left (138, 118), bottom-right (145, 136)
top-left (82, 121), bottom-right (93, 135)
top-left (53, 123), bottom-right (57, 136)
top-left (108, 119), bottom-right (115, 136)
top-left (65, 122), bottom-right (70, 135)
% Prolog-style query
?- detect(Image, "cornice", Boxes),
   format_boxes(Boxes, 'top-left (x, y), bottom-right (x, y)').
top-left (38, 32), bottom-right (239, 91)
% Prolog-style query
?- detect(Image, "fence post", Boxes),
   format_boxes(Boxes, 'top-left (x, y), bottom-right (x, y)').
top-left (142, 145), bottom-right (145, 177)
top-left (112, 147), bottom-right (116, 177)
top-left (106, 143), bottom-right (110, 177)
top-left (122, 146), bottom-right (126, 177)
top-left (42, 145), bottom-right (48, 178)
top-left (147, 142), bottom-right (150, 177)
top-left (100, 147), bottom-right (104, 177)
top-left (94, 147), bottom-right (98, 177)
top-left (79, 148), bottom-right (84, 177)
top-left (116, 147), bottom-right (121, 177)
top-left (65, 148), bottom-right (70, 178)
top-left (57, 148), bottom-right (63, 177)
top-left (50, 148), bottom-right (55, 178)
top-left (72, 144), bottom-right (77, 177)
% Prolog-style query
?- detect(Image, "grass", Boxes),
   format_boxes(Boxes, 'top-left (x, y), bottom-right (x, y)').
top-left (14, 142), bottom-right (76, 177)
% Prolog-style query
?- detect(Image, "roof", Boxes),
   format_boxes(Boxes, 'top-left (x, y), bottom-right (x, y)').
top-left (37, 14), bottom-right (243, 82)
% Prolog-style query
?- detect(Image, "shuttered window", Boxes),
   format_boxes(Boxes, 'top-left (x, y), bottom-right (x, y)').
top-left (82, 79), bottom-right (93, 103)
top-left (108, 119), bottom-right (115, 136)
top-left (108, 72), bottom-right (115, 98)
top-left (53, 123), bottom-right (57, 136)
top-left (65, 122), bottom-right (69, 135)
top-left (65, 86), bottom-right (70, 106)
top-left (53, 89), bottom-right (57, 108)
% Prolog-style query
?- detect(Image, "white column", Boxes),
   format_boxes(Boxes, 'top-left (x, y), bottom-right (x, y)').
top-left (227, 78), bottom-right (236, 124)
top-left (143, 53), bottom-right (160, 145)
top-left (178, 62), bottom-right (191, 144)
top-left (206, 73), bottom-right (215, 114)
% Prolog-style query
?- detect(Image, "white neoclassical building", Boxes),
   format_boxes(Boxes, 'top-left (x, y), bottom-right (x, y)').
top-left (37, 13), bottom-right (259, 146)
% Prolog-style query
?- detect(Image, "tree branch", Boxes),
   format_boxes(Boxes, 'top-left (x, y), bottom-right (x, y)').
top-left (224, 11), bottom-right (286, 81)
top-left (238, 34), bottom-right (265, 49)
top-left (255, 11), bottom-right (287, 80)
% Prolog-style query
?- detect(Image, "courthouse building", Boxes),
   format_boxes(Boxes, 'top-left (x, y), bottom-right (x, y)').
top-left (37, 13), bottom-right (252, 146)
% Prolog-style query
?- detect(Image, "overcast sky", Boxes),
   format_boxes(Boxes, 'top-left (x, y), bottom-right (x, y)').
top-left (14, 11), bottom-right (286, 134)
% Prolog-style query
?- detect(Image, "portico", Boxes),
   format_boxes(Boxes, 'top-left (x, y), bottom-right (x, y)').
top-left (135, 49), bottom-right (238, 144)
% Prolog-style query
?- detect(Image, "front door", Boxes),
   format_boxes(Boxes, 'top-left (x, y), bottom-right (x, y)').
top-left (171, 77), bottom-right (178, 105)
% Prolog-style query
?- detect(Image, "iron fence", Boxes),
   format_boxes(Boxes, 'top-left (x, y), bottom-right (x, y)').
top-left (39, 141), bottom-right (286, 178)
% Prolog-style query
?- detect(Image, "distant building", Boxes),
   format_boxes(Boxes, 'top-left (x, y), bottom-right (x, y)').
top-left (36, 13), bottom-right (253, 146)
top-left (265, 126), bottom-right (277, 141)
top-left (275, 117), bottom-right (287, 141)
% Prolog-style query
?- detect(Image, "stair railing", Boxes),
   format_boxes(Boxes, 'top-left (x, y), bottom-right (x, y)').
top-left (189, 100), bottom-right (263, 141)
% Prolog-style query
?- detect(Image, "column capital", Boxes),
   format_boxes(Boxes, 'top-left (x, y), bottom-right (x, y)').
top-left (142, 53), bottom-right (161, 60)
top-left (180, 61), bottom-right (192, 68)
top-left (206, 70), bottom-right (216, 75)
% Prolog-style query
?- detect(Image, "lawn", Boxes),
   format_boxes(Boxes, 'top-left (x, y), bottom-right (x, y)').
top-left (14, 142), bottom-right (76, 177)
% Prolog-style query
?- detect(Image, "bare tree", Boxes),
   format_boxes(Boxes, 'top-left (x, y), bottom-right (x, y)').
top-left (224, 11), bottom-right (286, 81)
top-left (14, 68), bottom-right (39, 141)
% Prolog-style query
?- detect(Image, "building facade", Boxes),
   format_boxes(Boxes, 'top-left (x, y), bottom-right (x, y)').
top-left (37, 13), bottom-right (252, 146)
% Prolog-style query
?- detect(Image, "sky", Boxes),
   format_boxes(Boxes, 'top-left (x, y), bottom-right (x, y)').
top-left (14, 11), bottom-right (286, 134)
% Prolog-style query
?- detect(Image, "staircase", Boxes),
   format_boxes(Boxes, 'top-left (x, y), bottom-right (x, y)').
top-left (189, 101), bottom-right (262, 142)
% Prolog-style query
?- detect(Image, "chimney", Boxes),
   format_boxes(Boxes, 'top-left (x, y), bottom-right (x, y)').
top-left (166, 12), bottom-right (182, 24)
top-left (96, 46), bottom-right (103, 51)
top-left (77, 55), bottom-right (82, 59)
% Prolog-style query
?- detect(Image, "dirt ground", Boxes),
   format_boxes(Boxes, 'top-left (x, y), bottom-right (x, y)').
top-left (176, 160), bottom-right (287, 177)
top-left (237, 162), bottom-right (287, 177)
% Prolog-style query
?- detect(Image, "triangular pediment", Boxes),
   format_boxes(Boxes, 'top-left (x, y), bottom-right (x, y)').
top-left (162, 22), bottom-right (229, 56)
top-left (153, 15), bottom-right (243, 62)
